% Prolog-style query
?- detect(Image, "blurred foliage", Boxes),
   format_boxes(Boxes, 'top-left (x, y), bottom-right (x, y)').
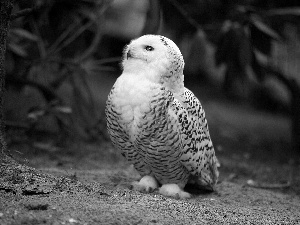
top-left (214, 4), bottom-right (300, 97)
top-left (5, 0), bottom-right (300, 149)
top-left (161, 0), bottom-right (300, 97)
top-left (6, 0), bottom-right (115, 145)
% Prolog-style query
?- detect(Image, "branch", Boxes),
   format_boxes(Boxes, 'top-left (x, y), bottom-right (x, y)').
top-left (141, 0), bottom-right (161, 35)
top-left (261, 64), bottom-right (294, 91)
top-left (5, 120), bottom-right (30, 129)
top-left (10, 8), bottom-right (34, 20)
top-left (165, 0), bottom-right (202, 30)
top-left (6, 76), bottom-right (60, 103)
top-left (74, 20), bottom-right (102, 63)
top-left (10, 3), bottom-right (47, 21)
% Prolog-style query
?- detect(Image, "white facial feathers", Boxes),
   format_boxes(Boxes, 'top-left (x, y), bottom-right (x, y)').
top-left (121, 35), bottom-right (185, 93)
top-left (122, 35), bottom-right (184, 77)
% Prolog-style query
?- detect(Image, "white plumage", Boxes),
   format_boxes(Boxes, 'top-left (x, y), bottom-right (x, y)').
top-left (106, 34), bottom-right (219, 198)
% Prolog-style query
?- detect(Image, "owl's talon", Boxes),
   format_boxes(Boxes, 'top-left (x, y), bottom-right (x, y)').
top-left (130, 175), bottom-right (159, 194)
top-left (159, 184), bottom-right (191, 199)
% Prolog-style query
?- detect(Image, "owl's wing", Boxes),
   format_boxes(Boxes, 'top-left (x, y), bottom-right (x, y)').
top-left (168, 88), bottom-right (219, 190)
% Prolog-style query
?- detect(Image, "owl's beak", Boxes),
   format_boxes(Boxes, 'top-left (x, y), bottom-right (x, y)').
top-left (127, 50), bottom-right (132, 59)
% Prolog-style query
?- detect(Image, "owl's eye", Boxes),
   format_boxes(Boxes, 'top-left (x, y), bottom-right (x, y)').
top-left (145, 45), bottom-right (154, 51)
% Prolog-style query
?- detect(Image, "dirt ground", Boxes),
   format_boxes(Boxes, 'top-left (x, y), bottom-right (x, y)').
top-left (1, 86), bottom-right (300, 224)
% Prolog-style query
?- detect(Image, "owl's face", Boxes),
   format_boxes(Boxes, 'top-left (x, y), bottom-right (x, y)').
top-left (124, 35), bottom-right (167, 63)
top-left (122, 35), bottom-right (184, 81)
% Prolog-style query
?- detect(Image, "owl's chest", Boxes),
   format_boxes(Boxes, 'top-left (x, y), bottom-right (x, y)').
top-left (111, 76), bottom-right (164, 140)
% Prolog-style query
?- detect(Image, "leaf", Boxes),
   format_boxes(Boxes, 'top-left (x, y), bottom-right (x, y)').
top-left (238, 30), bottom-right (252, 70)
top-left (8, 42), bottom-right (28, 57)
top-left (251, 51), bottom-right (265, 82)
top-left (81, 58), bottom-right (116, 75)
top-left (54, 106), bottom-right (72, 114)
top-left (215, 32), bottom-right (227, 66)
top-left (141, 0), bottom-right (161, 35)
top-left (77, 7), bottom-right (98, 21)
top-left (218, 26), bottom-right (247, 68)
top-left (33, 142), bottom-right (59, 153)
top-left (250, 24), bottom-right (272, 56)
top-left (28, 109), bottom-right (45, 121)
top-left (10, 28), bottom-right (38, 42)
top-left (250, 15), bottom-right (282, 41)
top-left (266, 7), bottom-right (300, 28)
top-left (215, 22), bottom-right (238, 66)
top-left (267, 7), bottom-right (300, 16)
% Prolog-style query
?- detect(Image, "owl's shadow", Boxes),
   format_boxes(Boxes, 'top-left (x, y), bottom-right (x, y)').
top-left (184, 183), bottom-right (214, 195)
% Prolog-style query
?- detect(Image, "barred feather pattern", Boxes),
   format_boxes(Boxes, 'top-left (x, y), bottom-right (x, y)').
top-left (172, 89), bottom-right (219, 188)
top-left (106, 84), bottom-right (219, 189)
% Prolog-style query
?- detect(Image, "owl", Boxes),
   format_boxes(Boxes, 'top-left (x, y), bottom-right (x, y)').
top-left (106, 35), bottom-right (219, 199)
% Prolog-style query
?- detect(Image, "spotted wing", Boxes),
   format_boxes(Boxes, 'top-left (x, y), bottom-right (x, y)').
top-left (169, 88), bottom-right (219, 189)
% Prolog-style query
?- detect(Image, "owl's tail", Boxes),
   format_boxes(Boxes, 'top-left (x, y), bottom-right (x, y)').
top-left (210, 154), bottom-right (220, 189)
top-left (190, 153), bottom-right (220, 191)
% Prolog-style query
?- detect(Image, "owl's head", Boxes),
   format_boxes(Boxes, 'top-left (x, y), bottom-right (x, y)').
top-left (122, 35), bottom-right (185, 85)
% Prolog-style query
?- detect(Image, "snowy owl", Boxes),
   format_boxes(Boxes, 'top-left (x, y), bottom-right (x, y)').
top-left (105, 34), bottom-right (219, 199)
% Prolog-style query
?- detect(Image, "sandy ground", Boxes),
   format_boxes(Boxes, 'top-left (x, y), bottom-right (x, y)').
top-left (1, 150), bottom-right (300, 225)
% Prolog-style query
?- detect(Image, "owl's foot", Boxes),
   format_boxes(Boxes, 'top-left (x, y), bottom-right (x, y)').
top-left (130, 175), bottom-right (159, 193)
top-left (159, 184), bottom-right (191, 199)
